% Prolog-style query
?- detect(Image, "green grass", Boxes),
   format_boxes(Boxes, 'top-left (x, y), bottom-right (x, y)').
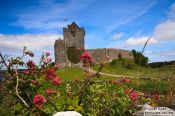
top-left (92, 59), bottom-right (173, 78)
top-left (56, 67), bottom-right (84, 80)
top-left (56, 67), bottom-right (120, 81)
top-left (56, 59), bottom-right (173, 80)
top-left (55, 67), bottom-right (172, 94)
top-left (54, 61), bottom-right (174, 94)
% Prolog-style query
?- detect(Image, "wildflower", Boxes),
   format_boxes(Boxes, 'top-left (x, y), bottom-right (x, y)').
top-left (81, 51), bottom-right (93, 68)
top-left (23, 70), bottom-right (29, 75)
top-left (45, 69), bottom-right (55, 80)
top-left (46, 69), bottom-right (55, 77)
top-left (45, 89), bottom-right (57, 94)
top-left (27, 60), bottom-right (35, 69)
top-left (81, 51), bottom-right (92, 60)
top-left (129, 90), bottom-right (139, 102)
top-left (45, 52), bottom-right (51, 57)
top-left (46, 75), bottom-right (54, 80)
top-left (33, 95), bottom-right (46, 108)
top-left (43, 58), bottom-right (52, 64)
top-left (52, 76), bottom-right (61, 85)
top-left (152, 93), bottom-right (160, 101)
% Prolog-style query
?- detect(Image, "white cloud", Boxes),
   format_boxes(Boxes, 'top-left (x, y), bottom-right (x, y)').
top-left (153, 20), bottom-right (175, 41)
top-left (111, 33), bottom-right (124, 39)
top-left (153, 3), bottom-right (175, 41)
top-left (125, 36), bottom-right (157, 46)
top-left (0, 34), bottom-right (62, 52)
top-left (0, 33), bottom-right (63, 64)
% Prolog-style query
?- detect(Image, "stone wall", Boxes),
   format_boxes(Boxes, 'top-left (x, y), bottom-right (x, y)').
top-left (54, 39), bottom-right (67, 64)
top-left (87, 48), bottom-right (133, 63)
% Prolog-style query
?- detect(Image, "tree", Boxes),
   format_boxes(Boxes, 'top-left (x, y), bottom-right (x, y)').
top-left (132, 49), bottom-right (148, 67)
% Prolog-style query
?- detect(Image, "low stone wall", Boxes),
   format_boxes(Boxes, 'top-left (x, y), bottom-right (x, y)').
top-left (87, 48), bottom-right (133, 63)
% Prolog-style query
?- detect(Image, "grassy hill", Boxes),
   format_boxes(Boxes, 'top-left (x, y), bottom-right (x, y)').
top-left (56, 58), bottom-right (174, 81)
top-left (92, 58), bottom-right (174, 78)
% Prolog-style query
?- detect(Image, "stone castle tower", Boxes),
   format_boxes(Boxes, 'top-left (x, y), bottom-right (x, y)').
top-left (64, 22), bottom-right (85, 49)
top-left (55, 22), bottom-right (133, 65)
top-left (54, 22), bottom-right (85, 65)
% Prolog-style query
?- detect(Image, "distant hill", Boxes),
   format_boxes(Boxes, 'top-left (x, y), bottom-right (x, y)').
top-left (149, 60), bottom-right (175, 68)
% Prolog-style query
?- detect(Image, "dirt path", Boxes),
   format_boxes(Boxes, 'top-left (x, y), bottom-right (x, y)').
top-left (88, 68), bottom-right (135, 78)
top-left (88, 68), bottom-right (161, 80)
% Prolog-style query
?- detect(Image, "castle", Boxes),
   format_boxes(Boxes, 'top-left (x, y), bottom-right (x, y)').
top-left (54, 22), bottom-right (133, 65)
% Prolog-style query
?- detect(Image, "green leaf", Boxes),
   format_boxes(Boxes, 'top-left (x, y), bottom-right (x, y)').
top-left (67, 105), bottom-right (74, 110)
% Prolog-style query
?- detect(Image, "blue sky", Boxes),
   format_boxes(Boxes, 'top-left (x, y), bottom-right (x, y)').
top-left (0, 0), bottom-right (175, 63)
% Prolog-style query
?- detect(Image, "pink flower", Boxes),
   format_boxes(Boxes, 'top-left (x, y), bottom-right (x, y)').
top-left (152, 93), bottom-right (160, 101)
top-left (23, 70), bottom-right (29, 75)
top-left (45, 52), bottom-right (51, 57)
top-left (48, 58), bottom-right (52, 62)
top-left (52, 76), bottom-right (61, 85)
top-left (129, 91), bottom-right (139, 102)
top-left (45, 89), bottom-right (57, 94)
top-left (26, 60), bottom-right (35, 69)
top-left (81, 51), bottom-right (93, 67)
top-left (43, 58), bottom-right (52, 64)
top-left (45, 69), bottom-right (55, 80)
top-left (46, 75), bottom-right (54, 80)
top-left (81, 51), bottom-right (92, 60)
top-left (47, 69), bottom-right (55, 77)
top-left (33, 95), bottom-right (46, 108)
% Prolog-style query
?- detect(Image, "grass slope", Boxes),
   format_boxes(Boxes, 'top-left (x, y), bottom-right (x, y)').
top-left (92, 59), bottom-right (173, 78)
top-left (56, 67), bottom-right (118, 81)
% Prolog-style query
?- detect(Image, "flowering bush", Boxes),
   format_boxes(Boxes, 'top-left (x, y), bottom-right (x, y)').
top-left (81, 51), bottom-right (94, 67)
top-left (0, 48), bottom-right (158, 115)
top-left (33, 95), bottom-right (46, 108)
